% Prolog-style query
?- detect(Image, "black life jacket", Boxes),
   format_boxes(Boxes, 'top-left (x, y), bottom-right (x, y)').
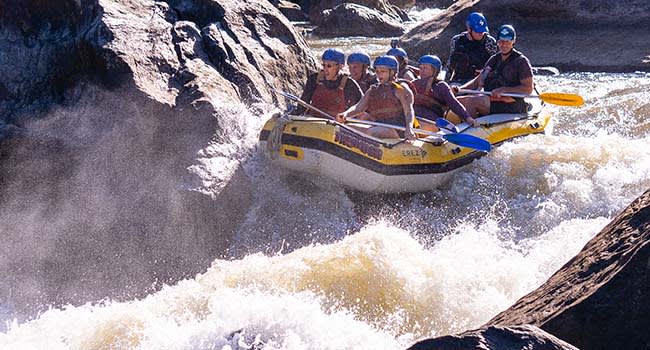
top-left (484, 49), bottom-right (523, 92)
top-left (449, 34), bottom-right (494, 81)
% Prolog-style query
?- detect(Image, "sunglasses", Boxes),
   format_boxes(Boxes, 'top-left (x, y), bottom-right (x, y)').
top-left (322, 63), bottom-right (339, 68)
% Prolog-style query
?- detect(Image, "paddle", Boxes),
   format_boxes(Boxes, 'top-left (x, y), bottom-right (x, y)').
top-left (458, 89), bottom-right (584, 107)
top-left (274, 89), bottom-right (491, 152)
top-left (434, 117), bottom-right (459, 133)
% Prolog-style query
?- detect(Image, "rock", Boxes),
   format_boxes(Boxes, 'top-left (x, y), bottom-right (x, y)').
top-left (489, 188), bottom-right (650, 350)
top-left (278, 0), bottom-right (308, 21)
top-left (415, 0), bottom-right (455, 9)
top-left (0, 0), bottom-right (317, 319)
top-left (312, 3), bottom-right (405, 38)
top-left (389, 0), bottom-right (416, 9)
top-left (532, 66), bottom-right (560, 76)
top-left (308, 0), bottom-right (410, 25)
top-left (399, 0), bottom-right (650, 72)
top-left (406, 324), bottom-right (578, 350)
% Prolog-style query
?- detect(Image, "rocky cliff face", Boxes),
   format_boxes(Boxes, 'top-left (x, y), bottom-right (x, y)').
top-left (0, 0), bottom-right (316, 319)
top-left (488, 188), bottom-right (650, 350)
top-left (399, 0), bottom-right (650, 72)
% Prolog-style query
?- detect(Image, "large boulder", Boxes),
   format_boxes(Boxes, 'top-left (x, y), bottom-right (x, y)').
top-left (0, 0), bottom-right (316, 319)
top-left (399, 0), bottom-right (650, 72)
top-left (488, 188), bottom-right (650, 350)
top-left (308, 0), bottom-right (410, 25)
top-left (407, 324), bottom-right (578, 350)
top-left (313, 3), bottom-right (405, 38)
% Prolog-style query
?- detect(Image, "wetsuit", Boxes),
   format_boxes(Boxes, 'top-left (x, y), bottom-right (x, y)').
top-left (445, 32), bottom-right (498, 83)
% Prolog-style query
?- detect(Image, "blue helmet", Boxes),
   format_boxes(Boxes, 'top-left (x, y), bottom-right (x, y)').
top-left (418, 55), bottom-right (442, 70)
top-left (322, 48), bottom-right (345, 65)
top-left (347, 52), bottom-right (371, 66)
top-left (386, 47), bottom-right (408, 59)
top-left (373, 55), bottom-right (399, 71)
top-left (497, 24), bottom-right (516, 41)
top-left (466, 12), bottom-right (489, 33)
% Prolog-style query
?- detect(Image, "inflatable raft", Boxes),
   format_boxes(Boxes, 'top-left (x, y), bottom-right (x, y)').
top-left (259, 101), bottom-right (551, 193)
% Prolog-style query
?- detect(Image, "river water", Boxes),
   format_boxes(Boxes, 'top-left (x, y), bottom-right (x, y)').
top-left (2, 8), bottom-right (650, 350)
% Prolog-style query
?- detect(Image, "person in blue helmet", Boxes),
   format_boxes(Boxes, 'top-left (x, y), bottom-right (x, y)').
top-left (386, 47), bottom-right (418, 81)
top-left (445, 12), bottom-right (498, 84)
top-left (412, 55), bottom-right (478, 127)
top-left (347, 52), bottom-right (378, 93)
top-left (457, 24), bottom-right (534, 116)
top-left (292, 48), bottom-right (363, 118)
top-left (336, 55), bottom-right (417, 140)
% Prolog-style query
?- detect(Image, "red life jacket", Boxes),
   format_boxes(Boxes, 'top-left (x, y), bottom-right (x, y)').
top-left (398, 64), bottom-right (419, 80)
top-left (355, 71), bottom-right (378, 93)
top-left (366, 82), bottom-right (405, 122)
top-left (412, 77), bottom-right (446, 117)
top-left (309, 71), bottom-right (348, 117)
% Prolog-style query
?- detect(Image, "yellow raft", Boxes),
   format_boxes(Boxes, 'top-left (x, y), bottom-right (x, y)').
top-left (259, 101), bottom-right (551, 193)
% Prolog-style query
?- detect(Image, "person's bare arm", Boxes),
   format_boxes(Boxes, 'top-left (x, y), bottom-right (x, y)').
top-left (336, 89), bottom-right (371, 122)
top-left (491, 76), bottom-right (533, 98)
top-left (396, 84), bottom-right (417, 140)
top-left (460, 73), bottom-right (481, 91)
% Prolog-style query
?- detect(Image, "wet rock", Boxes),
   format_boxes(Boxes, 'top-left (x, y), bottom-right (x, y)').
top-left (308, 0), bottom-right (410, 25)
top-left (277, 0), bottom-right (308, 21)
top-left (389, 0), bottom-right (416, 9)
top-left (0, 0), bottom-right (316, 320)
top-left (415, 0), bottom-right (455, 9)
top-left (406, 324), bottom-right (578, 350)
top-left (532, 66), bottom-right (560, 76)
top-left (399, 0), bottom-right (650, 72)
top-left (313, 3), bottom-right (405, 38)
top-left (489, 188), bottom-right (650, 350)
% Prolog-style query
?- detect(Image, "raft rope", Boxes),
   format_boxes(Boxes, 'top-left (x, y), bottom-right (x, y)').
top-left (266, 114), bottom-right (291, 160)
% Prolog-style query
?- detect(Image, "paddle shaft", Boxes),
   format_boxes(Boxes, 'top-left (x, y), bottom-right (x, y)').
top-left (459, 88), bottom-right (532, 99)
top-left (458, 89), bottom-right (584, 106)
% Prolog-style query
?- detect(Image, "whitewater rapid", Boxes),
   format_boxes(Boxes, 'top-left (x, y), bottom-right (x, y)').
top-left (3, 71), bottom-right (650, 349)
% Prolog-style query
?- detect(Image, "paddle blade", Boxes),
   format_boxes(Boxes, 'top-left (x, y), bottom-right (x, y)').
top-left (435, 118), bottom-right (459, 133)
top-left (443, 133), bottom-right (492, 152)
top-left (539, 92), bottom-right (584, 107)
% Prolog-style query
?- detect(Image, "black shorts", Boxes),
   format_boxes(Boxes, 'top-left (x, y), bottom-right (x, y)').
top-left (490, 98), bottom-right (528, 114)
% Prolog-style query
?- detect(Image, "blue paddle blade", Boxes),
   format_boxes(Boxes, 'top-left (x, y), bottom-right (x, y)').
top-left (435, 118), bottom-right (459, 133)
top-left (443, 133), bottom-right (492, 152)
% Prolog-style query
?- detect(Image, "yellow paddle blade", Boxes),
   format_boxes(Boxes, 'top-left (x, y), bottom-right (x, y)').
top-left (539, 92), bottom-right (585, 107)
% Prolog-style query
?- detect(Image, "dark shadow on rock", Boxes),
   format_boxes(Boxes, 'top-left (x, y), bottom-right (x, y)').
top-left (488, 188), bottom-right (650, 350)
top-left (407, 324), bottom-right (578, 350)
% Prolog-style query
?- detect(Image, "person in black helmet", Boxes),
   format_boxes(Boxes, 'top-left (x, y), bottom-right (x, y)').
top-left (445, 12), bottom-right (498, 84)
top-left (457, 24), bottom-right (534, 116)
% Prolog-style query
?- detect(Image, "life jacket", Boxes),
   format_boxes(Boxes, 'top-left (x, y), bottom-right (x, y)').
top-left (484, 49), bottom-right (524, 103)
top-left (355, 71), bottom-right (379, 93)
top-left (309, 71), bottom-right (348, 117)
top-left (397, 64), bottom-right (419, 80)
top-left (449, 33), bottom-right (495, 81)
top-left (411, 77), bottom-right (446, 117)
top-left (366, 82), bottom-right (405, 122)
